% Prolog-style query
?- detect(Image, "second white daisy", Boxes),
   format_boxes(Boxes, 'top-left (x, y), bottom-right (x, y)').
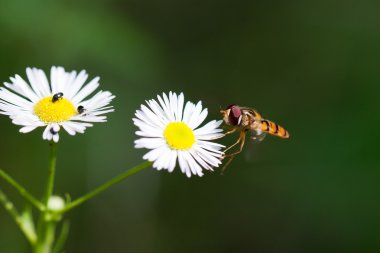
top-left (134, 92), bottom-right (224, 177)
top-left (0, 66), bottom-right (115, 142)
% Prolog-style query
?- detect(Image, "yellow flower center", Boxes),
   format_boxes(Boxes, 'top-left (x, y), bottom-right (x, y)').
top-left (34, 96), bottom-right (76, 123)
top-left (163, 122), bottom-right (195, 150)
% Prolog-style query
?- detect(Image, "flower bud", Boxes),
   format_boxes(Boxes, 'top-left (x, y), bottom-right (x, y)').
top-left (48, 196), bottom-right (65, 211)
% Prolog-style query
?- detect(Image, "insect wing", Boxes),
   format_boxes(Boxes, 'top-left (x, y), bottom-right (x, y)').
top-left (240, 107), bottom-right (262, 120)
top-left (250, 131), bottom-right (267, 142)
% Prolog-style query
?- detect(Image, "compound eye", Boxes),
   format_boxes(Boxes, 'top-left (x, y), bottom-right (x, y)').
top-left (227, 105), bottom-right (241, 126)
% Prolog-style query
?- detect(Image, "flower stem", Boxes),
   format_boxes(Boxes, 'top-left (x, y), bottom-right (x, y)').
top-left (34, 142), bottom-right (58, 253)
top-left (34, 221), bottom-right (56, 253)
top-left (60, 161), bottom-right (152, 213)
top-left (44, 142), bottom-right (57, 206)
top-left (0, 169), bottom-right (44, 211)
top-left (0, 189), bottom-right (37, 244)
top-left (52, 220), bottom-right (70, 253)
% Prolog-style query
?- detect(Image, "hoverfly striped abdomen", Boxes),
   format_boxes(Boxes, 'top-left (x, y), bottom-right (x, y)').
top-left (260, 119), bottom-right (289, 139)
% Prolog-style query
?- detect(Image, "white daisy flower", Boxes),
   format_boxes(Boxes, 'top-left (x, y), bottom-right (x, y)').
top-left (134, 91), bottom-right (225, 177)
top-left (0, 66), bottom-right (115, 142)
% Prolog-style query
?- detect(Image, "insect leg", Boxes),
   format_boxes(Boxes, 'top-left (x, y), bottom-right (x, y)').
top-left (220, 130), bottom-right (246, 174)
top-left (221, 155), bottom-right (235, 175)
top-left (225, 130), bottom-right (246, 157)
top-left (220, 130), bottom-right (245, 175)
top-left (223, 130), bottom-right (242, 153)
top-left (227, 130), bottom-right (245, 156)
top-left (224, 128), bottom-right (237, 135)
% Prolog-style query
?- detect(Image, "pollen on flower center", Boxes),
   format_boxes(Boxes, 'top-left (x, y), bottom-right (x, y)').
top-left (34, 96), bottom-right (76, 123)
top-left (164, 122), bottom-right (195, 150)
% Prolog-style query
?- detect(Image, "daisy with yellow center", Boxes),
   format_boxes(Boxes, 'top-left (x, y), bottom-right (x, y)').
top-left (134, 92), bottom-right (224, 177)
top-left (0, 66), bottom-right (115, 142)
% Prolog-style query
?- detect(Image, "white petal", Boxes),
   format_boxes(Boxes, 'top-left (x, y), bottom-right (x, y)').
top-left (26, 68), bottom-right (44, 98)
top-left (189, 148), bottom-right (213, 171)
top-left (182, 151), bottom-right (203, 177)
top-left (134, 109), bottom-right (164, 129)
top-left (187, 101), bottom-right (203, 128)
top-left (146, 99), bottom-right (170, 125)
top-left (79, 90), bottom-right (114, 112)
top-left (53, 134), bottom-right (60, 142)
top-left (65, 70), bottom-right (88, 99)
top-left (168, 150), bottom-right (177, 172)
top-left (189, 107), bottom-right (208, 130)
top-left (52, 123), bottom-right (60, 133)
top-left (71, 77), bottom-right (100, 104)
top-left (0, 87), bottom-right (34, 109)
top-left (182, 101), bottom-right (195, 124)
top-left (36, 68), bottom-right (52, 96)
top-left (135, 138), bottom-right (165, 149)
top-left (71, 115), bottom-right (107, 123)
top-left (157, 93), bottom-right (174, 122)
top-left (5, 75), bottom-right (39, 102)
top-left (50, 66), bottom-right (69, 94)
top-left (42, 126), bottom-right (52, 140)
top-left (143, 146), bottom-right (167, 162)
top-left (19, 125), bottom-right (39, 133)
top-left (193, 120), bottom-right (223, 135)
top-left (194, 146), bottom-right (223, 167)
top-left (61, 123), bottom-right (76, 136)
top-left (197, 140), bottom-right (225, 151)
top-left (153, 146), bottom-right (172, 171)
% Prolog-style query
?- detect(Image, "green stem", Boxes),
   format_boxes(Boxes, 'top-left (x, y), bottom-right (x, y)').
top-left (0, 189), bottom-right (37, 244)
top-left (52, 220), bottom-right (70, 253)
top-left (34, 142), bottom-right (58, 253)
top-left (44, 142), bottom-right (57, 206)
top-left (0, 169), bottom-right (44, 211)
top-left (34, 221), bottom-right (56, 253)
top-left (61, 161), bottom-right (152, 213)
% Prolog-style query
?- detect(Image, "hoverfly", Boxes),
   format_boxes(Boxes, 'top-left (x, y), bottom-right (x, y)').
top-left (220, 104), bottom-right (289, 172)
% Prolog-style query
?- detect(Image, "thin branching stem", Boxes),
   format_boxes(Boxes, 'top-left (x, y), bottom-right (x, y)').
top-left (0, 169), bottom-right (44, 211)
top-left (0, 189), bottom-right (37, 244)
top-left (60, 161), bottom-right (152, 213)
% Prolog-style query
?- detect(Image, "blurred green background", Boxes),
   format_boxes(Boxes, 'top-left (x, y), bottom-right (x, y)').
top-left (0, 0), bottom-right (380, 252)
